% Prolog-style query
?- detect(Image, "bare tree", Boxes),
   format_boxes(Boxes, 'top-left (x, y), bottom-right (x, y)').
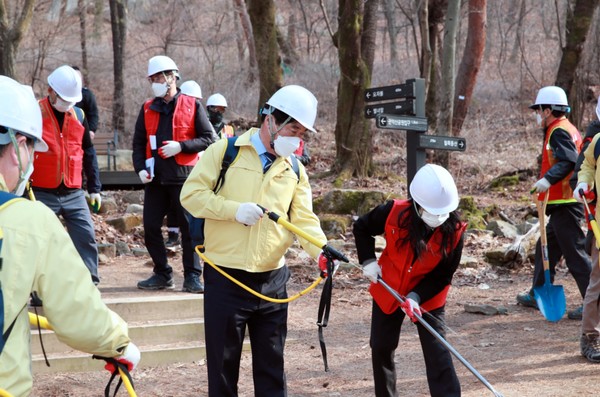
top-left (555, 0), bottom-right (600, 126)
top-left (0, 0), bottom-right (36, 78)
top-left (109, 0), bottom-right (127, 139)
top-left (452, 0), bottom-right (487, 135)
top-left (77, 0), bottom-right (88, 78)
top-left (233, 0), bottom-right (257, 82)
top-left (383, 0), bottom-right (398, 67)
top-left (247, 0), bottom-right (282, 114)
top-left (332, 0), bottom-right (379, 180)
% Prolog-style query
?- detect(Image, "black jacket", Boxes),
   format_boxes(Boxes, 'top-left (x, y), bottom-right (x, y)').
top-left (76, 87), bottom-right (99, 132)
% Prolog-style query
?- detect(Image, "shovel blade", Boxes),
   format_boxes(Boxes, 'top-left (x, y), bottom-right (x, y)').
top-left (533, 278), bottom-right (566, 322)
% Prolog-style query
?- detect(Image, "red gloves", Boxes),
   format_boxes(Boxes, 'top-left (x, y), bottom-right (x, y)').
top-left (399, 298), bottom-right (422, 323)
top-left (318, 253), bottom-right (339, 278)
top-left (104, 342), bottom-right (140, 373)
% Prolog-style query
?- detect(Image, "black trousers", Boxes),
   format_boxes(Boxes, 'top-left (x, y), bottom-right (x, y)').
top-left (143, 183), bottom-right (201, 278)
top-left (204, 263), bottom-right (290, 397)
top-left (532, 203), bottom-right (591, 298)
top-left (370, 301), bottom-right (461, 397)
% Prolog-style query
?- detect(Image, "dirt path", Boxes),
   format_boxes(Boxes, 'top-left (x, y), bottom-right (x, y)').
top-left (32, 255), bottom-right (596, 397)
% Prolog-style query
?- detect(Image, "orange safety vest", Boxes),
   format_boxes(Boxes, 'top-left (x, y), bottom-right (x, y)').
top-left (217, 125), bottom-right (234, 139)
top-left (539, 117), bottom-right (582, 204)
top-left (143, 94), bottom-right (199, 166)
top-left (31, 98), bottom-right (85, 189)
top-left (369, 199), bottom-right (467, 314)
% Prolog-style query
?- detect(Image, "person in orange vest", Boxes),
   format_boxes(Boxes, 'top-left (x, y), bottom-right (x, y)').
top-left (517, 86), bottom-right (591, 319)
top-left (206, 93), bottom-right (235, 139)
top-left (31, 65), bottom-right (102, 285)
top-left (353, 164), bottom-right (465, 397)
top-left (132, 55), bottom-right (216, 293)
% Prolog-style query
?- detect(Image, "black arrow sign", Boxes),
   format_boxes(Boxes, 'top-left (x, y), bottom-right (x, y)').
top-left (364, 82), bottom-right (415, 102)
top-left (376, 115), bottom-right (428, 132)
top-left (418, 135), bottom-right (467, 152)
top-left (364, 100), bottom-right (415, 118)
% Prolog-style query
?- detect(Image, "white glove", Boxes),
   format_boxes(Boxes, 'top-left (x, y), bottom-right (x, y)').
top-left (159, 140), bottom-right (182, 158)
top-left (532, 178), bottom-right (551, 193)
top-left (89, 192), bottom-right (102, 213)
top-left (105, 342), bottom-right (141, 373)
top-left (362, 260), bottom-right (381, 283)
top-left (138, 170), bottom-right (153, 184)
top-left (235, 203), bottom-right (263, 225)
top-left (399, 297), bottom-right (422, 323)
top-left (574, 182), bottom-right (590, 202)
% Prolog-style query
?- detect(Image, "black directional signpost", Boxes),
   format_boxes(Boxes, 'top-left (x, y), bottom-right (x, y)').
top-left (365, 78), bottom-right (467, 184)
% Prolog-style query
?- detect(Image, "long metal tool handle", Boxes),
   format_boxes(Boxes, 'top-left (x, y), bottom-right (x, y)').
top-left (534, 193), bottom-right (550, 272)
top-left (376, 277), bottom-right (504, 397)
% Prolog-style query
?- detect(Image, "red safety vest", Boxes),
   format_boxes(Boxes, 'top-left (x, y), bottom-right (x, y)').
top-left (144, 94), bottom-right (199, 166)
top-left (539, 117), bottom-right (582, 204)
top-left (369, 199), bottom-right (467, 314)
top-left (31, 98), bottom-right (85, 189)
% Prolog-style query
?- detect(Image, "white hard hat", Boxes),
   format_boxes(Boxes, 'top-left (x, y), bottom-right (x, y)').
top-left (207, 93), bottom-right (228, 107)
top-left (180, 81), bottom-right (202, 99)
top-left (0, 76), bottom-right (47, 152)
top-left (409, 164), bottom-right (459, 215)
top-left (596, 96), bottom-right (600, 122)
top-left (147, 55), bottom-right (180, 79)
top-left (47, 65), bottom-right (82, 103)
top-left (530, 86), bottom-right (570, 112)
top-left (266, 85), bottom-right (318, 132)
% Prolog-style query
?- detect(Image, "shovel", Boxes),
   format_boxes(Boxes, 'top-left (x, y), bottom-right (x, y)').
top-left (532, 192), bottom-right (566, 322)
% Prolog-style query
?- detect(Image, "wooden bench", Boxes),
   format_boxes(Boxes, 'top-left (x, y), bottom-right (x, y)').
top-left (93, 130), bottom-right (118, 171)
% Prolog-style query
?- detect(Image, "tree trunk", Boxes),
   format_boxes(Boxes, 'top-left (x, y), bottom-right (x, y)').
top-left (233, 0), bottom-right (257, 83)
top-left (247, 0), bottom-right (282, 116)
top-left (453, 0), bottom-right (486, 135)
top-left (555, 0), bottom-right (600, 125)
top-left (435, 0), bottom-right (460, 168)
top-left (109, 0), bottom-right (127, 140)
top-left (383, 0), bottom-right (398, 67)
top-left (0, 0), bottom-right (36, 78)
top-left (78, 0), bottom-right (88, 78)
top-left (333, 0), bottom-right (379, 180)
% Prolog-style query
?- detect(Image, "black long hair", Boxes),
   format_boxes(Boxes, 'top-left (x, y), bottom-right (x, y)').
top-left (395, 198), bottom-right (462, 258)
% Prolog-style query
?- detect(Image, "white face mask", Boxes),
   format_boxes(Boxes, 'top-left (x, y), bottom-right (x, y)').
top-left (420, 210), bottom-right (449, 228)
top-left (536, 113), bottom-right (543, 126)
top-left (152, 82), bottom-right (168, 98)
top-left (53, 97), bottom-right (75, 113)
top-left (273, 135), bottom-right (301, 158)
top-left (13, 144), bottom-right (34, 196)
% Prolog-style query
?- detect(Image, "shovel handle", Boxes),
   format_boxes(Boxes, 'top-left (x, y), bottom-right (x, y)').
top-left (579, 189), bottom-right (600, 245)
top-left (533, 192), bottom-right (550, 272)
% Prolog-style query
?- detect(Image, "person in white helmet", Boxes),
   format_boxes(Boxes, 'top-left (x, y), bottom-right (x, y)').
top-left (180, 80), bottom-right (202, 100)
top-left (206, 93), bottom-right (235, 139)
top-left (181, 85), bottom-right (328, 396)
top-left (31, 65), bottom-right (102, 284)
top-left (132, 55), bottom-right (216, 293)
top-left (573, 95), bottom-right (600, 362)
top-left (517, 86), bottom-right (591, 320)
top-left (0, 75), bottom-right (140, 397)
top-left (353, 164), bottom-right (465, 397)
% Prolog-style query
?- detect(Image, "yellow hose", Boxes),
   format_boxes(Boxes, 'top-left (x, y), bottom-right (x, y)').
top-left (196, 246), bottom-right (323, 303)
top-left (0, 389), bottom-right (13, 397)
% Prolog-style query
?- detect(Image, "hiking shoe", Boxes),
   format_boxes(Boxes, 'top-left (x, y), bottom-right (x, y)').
top-left (580, 333), bottom-right (600, 363)
top-left (182, 273), bottom-right (204, 294)
top-left (516, 290), bottom-right (538, 308)
top-left (165, 231), bottom-right (181, 247)
top-left (568, 305), bottom-right (583, 320)
top-left (137, 274), bottom-right (174, 290)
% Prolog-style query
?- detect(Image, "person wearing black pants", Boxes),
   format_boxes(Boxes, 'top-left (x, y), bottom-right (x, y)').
top-left (354, 164), bottom-right (466, 397)
top-left (370, 304), bottom-right (459, 397)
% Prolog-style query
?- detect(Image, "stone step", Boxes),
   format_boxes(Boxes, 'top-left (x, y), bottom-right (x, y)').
top-left (31, 319), bottom-right (204, 356)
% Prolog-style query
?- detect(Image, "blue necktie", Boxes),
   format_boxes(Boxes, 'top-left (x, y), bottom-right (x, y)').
top-left (263, 152), bottom-right (276, 173)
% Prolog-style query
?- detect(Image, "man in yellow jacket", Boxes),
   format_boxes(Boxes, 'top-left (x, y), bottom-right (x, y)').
top-left (181, 85), bottom-right (326, 396)
top-left (0, 75), bottom-right (139, 396)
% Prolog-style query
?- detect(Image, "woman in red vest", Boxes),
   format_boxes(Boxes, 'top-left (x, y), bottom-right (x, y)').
top-left (353, 164), bottom-right (466, 397)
